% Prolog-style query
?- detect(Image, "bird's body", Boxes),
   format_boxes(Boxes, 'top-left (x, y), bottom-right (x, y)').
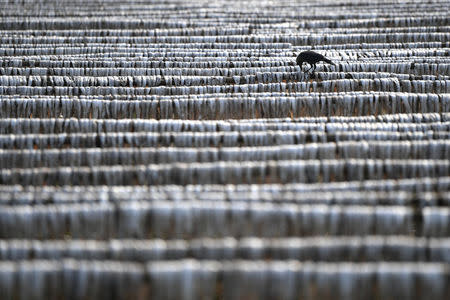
top-left (296, 50), bottom-right (335, 73)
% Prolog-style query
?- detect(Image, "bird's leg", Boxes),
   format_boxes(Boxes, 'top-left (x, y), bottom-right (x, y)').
top-left (304, 63), bottom-right (313, 73)
top-left (312, 64), bottom-right (316, 73)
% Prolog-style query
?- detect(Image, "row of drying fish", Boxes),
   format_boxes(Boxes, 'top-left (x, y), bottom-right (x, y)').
top-left (1, 68), bottom-right (448, 81)
top-left (1, 31), bottom-right (449, 44)
top-left (1, 236), bottom-right (449, 262)
top-left (1, 176), bottom-right (447, 202)
top-left (0, 74), bottom-right (449, 88)
top-left (1, 179), bottom-right (448, 204)
top-left (1, 58), bottom-right (447, 74)
top-left (2, 131), bottom-right (448, 149)
top-left (1, 79), bottom-right (447, 95)
top-left (1, 190), bottom-right (448, 206)
top-left (1, 113), bottom-right (448, 133)
top-left (1, 141), bottom-right (449, 168)
top-left (1, 93), bottom-right (447, 118)
top-left (0, 201), bottom-right (448, 238)
top-left (1, 159), bottom-right (448, 185)
top-left (2, 24), bottom-right (448, 36)
top-left (0, 259), bottom-right (447, 300)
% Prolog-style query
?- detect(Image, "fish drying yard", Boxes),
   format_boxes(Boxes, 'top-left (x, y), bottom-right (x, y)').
top-left (0, 0), bottom-right (449, 299)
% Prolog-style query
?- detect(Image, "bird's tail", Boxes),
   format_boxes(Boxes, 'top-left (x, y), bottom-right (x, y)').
top-left (323, 58), bottom-right (335, 66)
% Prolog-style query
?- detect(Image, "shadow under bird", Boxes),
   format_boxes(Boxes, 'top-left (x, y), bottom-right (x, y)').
top-left (296, 50), bottom-right (335, 73)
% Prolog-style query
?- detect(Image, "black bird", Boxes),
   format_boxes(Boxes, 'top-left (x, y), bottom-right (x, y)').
top-left (296, 50), bottom-right (335, 73)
